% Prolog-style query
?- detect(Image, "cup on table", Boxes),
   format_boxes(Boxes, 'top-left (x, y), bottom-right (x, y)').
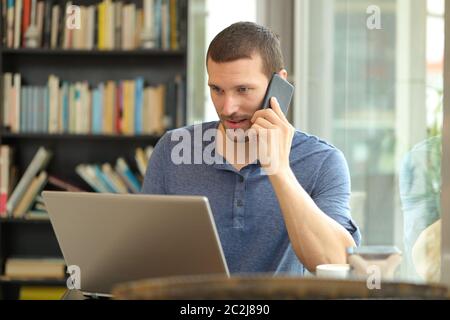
top-left (315, 264), bottom-right (351, 279)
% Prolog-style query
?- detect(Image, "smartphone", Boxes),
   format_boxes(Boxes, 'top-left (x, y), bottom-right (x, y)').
top-left (260, 73), bottom-right (294, 115)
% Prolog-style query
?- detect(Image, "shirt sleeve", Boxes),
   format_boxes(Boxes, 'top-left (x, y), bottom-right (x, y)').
top-left (140, 132), bottom-right (170, 195)
top-left (311, 149), bottom-right (361, 246)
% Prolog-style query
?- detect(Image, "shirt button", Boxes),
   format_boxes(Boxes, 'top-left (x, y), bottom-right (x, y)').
top-left (237, 199), bottom-right (243, 207)
top-left (239, 176), bottom-right (244, 183)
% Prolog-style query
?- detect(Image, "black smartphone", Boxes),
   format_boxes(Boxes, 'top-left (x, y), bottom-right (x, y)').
top-left (260, 73), bottom-right (294, 115)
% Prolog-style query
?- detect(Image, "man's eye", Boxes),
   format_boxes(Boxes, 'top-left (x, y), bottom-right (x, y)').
top-left (238, 87), bottom-right (250, 93)
top-left (211, 86), bottom-right (222, 93)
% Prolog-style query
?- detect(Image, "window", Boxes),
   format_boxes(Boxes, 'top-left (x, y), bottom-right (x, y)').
top-left (203, 0), bottom-right (257, 122)
top-left (294, 0), bottom-right (444, 283)
top-left (187, 0), bottom-right (257, 124)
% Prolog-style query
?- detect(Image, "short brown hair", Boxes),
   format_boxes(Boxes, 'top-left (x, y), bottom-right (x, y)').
top-left (206, 22), bottom-right (285, 79)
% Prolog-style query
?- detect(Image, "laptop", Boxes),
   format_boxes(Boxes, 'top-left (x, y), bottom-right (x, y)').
top-left (42, 191), bottom-right (229, 298)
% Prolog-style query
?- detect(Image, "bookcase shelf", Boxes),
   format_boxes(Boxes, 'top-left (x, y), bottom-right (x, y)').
top-left (0, 217), bottom-right (50, 224)
top-left (0, 48), bottom-right (186, 57)
top-left (0, 131), bottom-right (161, 142)
top-left (0, 276), bottom-right (65, 286)
top-left (0, 0), bottom-right (189, 300)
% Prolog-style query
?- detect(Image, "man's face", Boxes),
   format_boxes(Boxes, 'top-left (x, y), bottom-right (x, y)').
top-left (207, 54), bottom-right (270, 139)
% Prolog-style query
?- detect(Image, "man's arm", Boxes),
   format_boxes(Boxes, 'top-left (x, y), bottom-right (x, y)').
top-left (268, 156), bottom-right (357, 273)
top-left (251, 97), bottom-right (358, 272)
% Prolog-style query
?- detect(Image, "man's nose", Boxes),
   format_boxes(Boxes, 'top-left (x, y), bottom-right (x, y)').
top-left (222, 94), bottom-right (239, 116)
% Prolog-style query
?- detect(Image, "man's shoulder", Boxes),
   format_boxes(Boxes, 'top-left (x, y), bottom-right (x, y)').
top-left (291, 129), bottom-right (341, 158)
top-left (289, 129), bottom-right (349, 180)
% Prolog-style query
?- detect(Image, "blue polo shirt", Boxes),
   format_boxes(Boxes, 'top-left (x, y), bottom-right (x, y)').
top-left (141, 121), bottom-right (361, 275)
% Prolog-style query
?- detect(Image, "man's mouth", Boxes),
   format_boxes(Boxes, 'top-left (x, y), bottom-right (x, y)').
top-left (224, 119), bottom-right (249, 129)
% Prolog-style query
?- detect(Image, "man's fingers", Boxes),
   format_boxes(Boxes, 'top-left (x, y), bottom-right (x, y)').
top-left (254, 117), bottom-right (275, 129)
top-left (251, 107), bottom-right (283, 126)
top-left (270, 97), bottom-right (290, 123)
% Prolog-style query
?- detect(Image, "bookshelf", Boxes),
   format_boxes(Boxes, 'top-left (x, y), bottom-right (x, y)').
top-left (0, 0), bottom-right (188, 299)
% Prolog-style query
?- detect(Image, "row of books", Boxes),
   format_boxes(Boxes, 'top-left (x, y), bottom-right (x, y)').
top-left (0, 144), bottom-right (153, 218)
top-left (0, 146), bottom-right (51, 218)
top-left (1, 0), bottom-right (187, 50)
top-left (2, 73), bottom-right (186, 135)
top-left (75, 144), bottom-right (153, 194)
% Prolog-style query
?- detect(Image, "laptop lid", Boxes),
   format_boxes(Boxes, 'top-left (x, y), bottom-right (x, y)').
top-left (42, 191), bottom-right (229, 296)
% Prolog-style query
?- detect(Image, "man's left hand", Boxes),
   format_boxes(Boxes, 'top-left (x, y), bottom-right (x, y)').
top-left (250, 97), bottom-right (295, 176)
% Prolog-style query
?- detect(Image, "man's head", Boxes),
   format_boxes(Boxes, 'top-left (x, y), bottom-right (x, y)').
top-left (206, 22), bottom-right (287, 140)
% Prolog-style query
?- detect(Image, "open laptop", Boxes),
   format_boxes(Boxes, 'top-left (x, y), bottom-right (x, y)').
top-left (42, 191), bottom-right (229, 298)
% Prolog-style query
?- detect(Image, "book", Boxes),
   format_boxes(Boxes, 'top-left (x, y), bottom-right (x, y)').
top-left (135, 147), bottom-right (148, 177)
top-left (5, 258), bottom-right (66, 279)
top-left (175, 74), bottom-right (185, 128)
top-left (122, 80), bottom-right (135, 135)
top-left (75, 164), bottom-right (107, 193)
top-left (6, 0), bottom-right (14, 48)
top-left (115, 157), bottom-right (140, 193)
top-left (48, 74), bottom-right (59, 132)
top-left (62, 1), bottom-right (72, 49)
top-left (101, 163), bottom-right (128, 193)
top-left (13, 170), bottom-right (48, 218)
top-left (13, 0), bottom-right (22, 48)
top-left (170, 0), bottom-right (178, 50)
top-left (134, 77), bottom-right (144, 134)
top-left (6, 146), bottom-right (52, 215)
top-left (42, 0), bottom-right (53, 48)
top-left (0, 145), bottom-right (13, 217)
top-left (50, 4), bottom-right (59, 49)
top-left (12, 73), bottom-right (21, 133)
top-left (97, 0), bottom-right (106, 49)
top-left (35, 0), bottom-right (44, 47)
top-left (48, 175), bottom-right (86, 192)
top-left (21, 0), bottom-right (31, 47)
top-left (103, 81), bottom-right (115, 134)
top-left (35, 194), bottom-right (44, 204)
top-left (92, 164), bottom-right (116, 193)
top-left (25, 209), bottom-right (49, 220)
top-left (19, 286), bottom-right (66, 300)
top-left (3, 71), bottom-right (12, 130)
top-left (34, 202), bottom-right (46, 211)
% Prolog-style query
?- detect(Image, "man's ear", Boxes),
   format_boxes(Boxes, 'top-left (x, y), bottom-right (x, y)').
top-left (277, 69), bottom-right (288, 80)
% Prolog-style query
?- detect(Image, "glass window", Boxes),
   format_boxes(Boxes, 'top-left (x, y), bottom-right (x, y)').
top-left (187, 0), bottom-right (257, 124)
top-left (203, 0), bottom-right (257, 121)
top-left (295, 0), bottom-right (444, 283)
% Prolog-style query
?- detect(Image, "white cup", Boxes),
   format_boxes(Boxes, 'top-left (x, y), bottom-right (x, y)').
top-left (315, 264), bottom-right (351, 279)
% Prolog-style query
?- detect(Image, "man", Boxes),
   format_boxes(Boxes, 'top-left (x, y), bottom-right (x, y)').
top-left (142, 22), bottom-right (360, 275)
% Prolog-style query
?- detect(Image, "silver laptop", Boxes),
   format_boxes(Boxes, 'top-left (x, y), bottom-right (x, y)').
top-left (42, 191), bottom-right (229, 297)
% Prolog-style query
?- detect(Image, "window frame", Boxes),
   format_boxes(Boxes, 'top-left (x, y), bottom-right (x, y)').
top-left (440, 0), bottom-right (450, 287)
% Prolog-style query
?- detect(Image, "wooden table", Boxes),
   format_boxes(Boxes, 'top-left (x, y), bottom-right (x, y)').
top-left (111, 274), bottom-right (449, 300)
